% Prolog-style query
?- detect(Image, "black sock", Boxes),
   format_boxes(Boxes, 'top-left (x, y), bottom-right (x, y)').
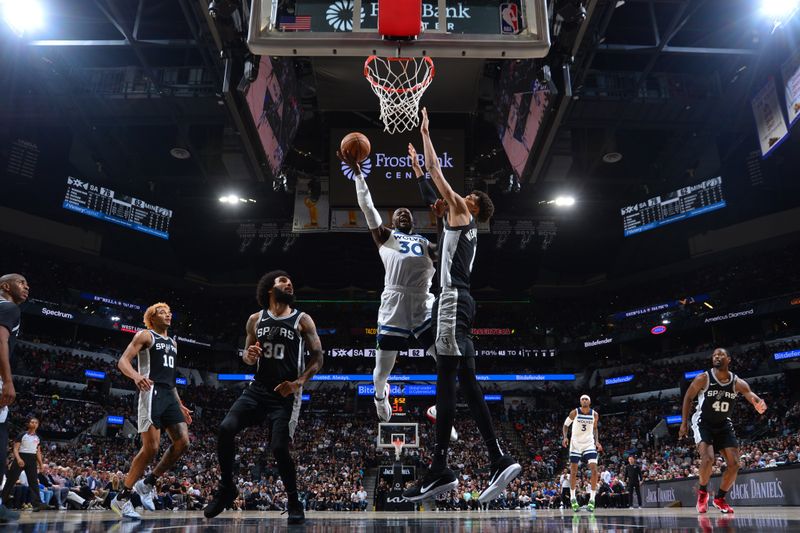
top-left (144, 474), bottom-right (157, 487)
top-left (431, 356), bottom-right (459, 472)
top-left (699, 484), bottom-right (707, 493)
top-left (118, 487), bottom-right (132, 500)
top-left (716, 489), bottom-right (727, 499)
top-left (458, 355), bottom-right (502, 463)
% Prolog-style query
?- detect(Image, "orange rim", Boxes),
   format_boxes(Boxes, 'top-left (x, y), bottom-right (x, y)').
top-left (364, 55), bottom-right (435, 95)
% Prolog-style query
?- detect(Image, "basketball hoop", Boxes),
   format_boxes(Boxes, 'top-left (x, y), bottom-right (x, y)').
top-left (392, 437), bottom-right (404, 461)
top-left (364, 56), bottom-right (435, 134)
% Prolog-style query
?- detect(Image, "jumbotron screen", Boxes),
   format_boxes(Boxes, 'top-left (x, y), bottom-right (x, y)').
top-left (62, 176), bottom-right (172, 239)
top-left (621, 176), bottom-right (726, 237)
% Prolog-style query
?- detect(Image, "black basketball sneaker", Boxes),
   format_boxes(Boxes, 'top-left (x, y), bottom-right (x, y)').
top-left (283, 499), bottom-right (305, 524)
top-left (478, 455), bottom-right (522, 503)
top-left (203, 484), bottom-right (238, 519)
top-left (402, 468), bottom-right (458, 502)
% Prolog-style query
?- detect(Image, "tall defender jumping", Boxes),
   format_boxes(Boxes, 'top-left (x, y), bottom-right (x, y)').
top-left (679, 347), bottom-right (767, 514)
top-left (403, 108), bottom-right (520, 504)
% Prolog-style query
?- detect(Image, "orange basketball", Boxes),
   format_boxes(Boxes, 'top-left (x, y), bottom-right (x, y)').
top-left (340, 132), bottom-right (371, 162)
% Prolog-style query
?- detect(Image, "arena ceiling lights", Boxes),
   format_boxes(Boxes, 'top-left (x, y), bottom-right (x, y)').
top-left (761, 0), bottom-right (800, 29)
top-left (1, 0), bottom-right (44, 36)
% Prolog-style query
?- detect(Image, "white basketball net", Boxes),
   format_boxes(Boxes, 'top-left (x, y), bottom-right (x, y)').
top-left (364, 56), bottom-right (435, 134)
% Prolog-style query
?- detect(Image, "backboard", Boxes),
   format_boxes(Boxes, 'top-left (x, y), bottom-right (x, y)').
top-left (377, 422), bottom-right (419, 449)
top-left (248, 0), bottom-right (550, 58)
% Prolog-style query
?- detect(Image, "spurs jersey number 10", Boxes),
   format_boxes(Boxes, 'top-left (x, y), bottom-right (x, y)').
top-left (571, 408), bottom-right (596, 448)
top-left (138, 330), bottom-right (177, 388)
top-left (379, 231), bottom-right (434, 290)
top-left (253, 309), bottom-right (306, 390)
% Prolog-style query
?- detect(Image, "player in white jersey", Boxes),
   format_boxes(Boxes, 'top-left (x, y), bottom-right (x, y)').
top-left (562, 394), bottom-right (603, 512)
top-left (340, 147), bottom-right (456, 442)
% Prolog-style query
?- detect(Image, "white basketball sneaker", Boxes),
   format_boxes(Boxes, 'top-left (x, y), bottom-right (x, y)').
top-left (426, 405), bottom-right (459, 441)
top-left (134, 479), bottom-right (156, 511)
top-left (111, 495), bottom-right (141, 520)
top-left (375, 383), bottom-right (391, 422)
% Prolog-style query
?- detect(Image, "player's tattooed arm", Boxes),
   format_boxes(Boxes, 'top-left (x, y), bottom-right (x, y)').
top-left (562, 409), bottom-right (576, 447)
top-left (735, 377), bottom-right (767, 414)
top-left (274, 313), bottom-right (324, 397)
top-left (242, 312), bottom-right (262, 366)
top-left (118, 329), bottom-right (155, 392)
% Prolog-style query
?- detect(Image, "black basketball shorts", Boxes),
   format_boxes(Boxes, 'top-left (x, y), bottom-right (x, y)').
top-left (138, 384), bottom-right (185, 432)
top-left (693, 421), bottom-right (739, 451)
top-left (431, 288), bottom-right (475, 357)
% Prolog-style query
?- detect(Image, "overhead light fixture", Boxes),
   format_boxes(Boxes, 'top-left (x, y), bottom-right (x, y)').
top-left (170, 147), bottom-right (191, 160)
top-left (1, 0), bottom-right (44, 36)
top-left (703, 302), bottom-right (714, 309)
top-left (761, 0), bottom-right (800, 29)
top-left (554, 196), bottom-right (576, 207)
top-left (603, 152), bottom-right (623, 164)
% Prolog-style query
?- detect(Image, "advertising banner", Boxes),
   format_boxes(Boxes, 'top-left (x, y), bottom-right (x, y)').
top-left (643, 466), bottom-right (800, 507)
top-left (782, 49), bottom-right (800, 126)
top-left (752, 76), bottom-right (789, 157)
top-left (292, 178), bottom-right (329, 232)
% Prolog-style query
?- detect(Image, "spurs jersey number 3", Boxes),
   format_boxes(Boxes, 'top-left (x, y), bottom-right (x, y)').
top-left (253, 309), bottom-right (306, 390)
top-left (139, 331), bottom-right (178, 387)
top-left (571, 408), bottom-right (596, 448)
top-left (693, 369), bottom-right (738, 427)
top-left (379, 231), bottom-right (434, 289)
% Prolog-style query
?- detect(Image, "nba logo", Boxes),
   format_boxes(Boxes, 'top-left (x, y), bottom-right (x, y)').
top-left (500, 3), bottom-right (520, 35)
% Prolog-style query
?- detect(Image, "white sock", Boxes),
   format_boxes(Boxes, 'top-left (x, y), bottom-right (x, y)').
top-left (373, 350), bottom-right (398, 399)
top-left (590, 489), bottom-right (596, 502)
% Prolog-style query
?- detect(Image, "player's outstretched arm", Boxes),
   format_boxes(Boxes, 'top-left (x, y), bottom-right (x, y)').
top-left (274, 313), bottom-right (324, 397)
top-left (242, 312), bottom-right (262, 366)
top-left (419, 108), bottom-right (470, 226)
top-left (679, 372), bottom-right (708, 439)
top-left (735, 377), bottom-right (767, 414)
top-left (337, 150), bottom-right (390, 248)
top-left (118, 330), bottom-right (154, 392)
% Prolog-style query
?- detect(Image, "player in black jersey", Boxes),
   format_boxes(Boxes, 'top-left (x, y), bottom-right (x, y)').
top-left (205, 270), bottom-right (323, 525)
top-left (112, 303), bottom-right (192, 520)
top-left (404, 108), bottom-right (521, 504)
top-left (679, 348), bottom-right (767, 514)
top-left (0, 273), bottom-right (28, 523)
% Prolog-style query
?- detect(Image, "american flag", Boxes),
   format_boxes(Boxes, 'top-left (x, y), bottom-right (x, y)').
top-left (279, 15), bottom-right (311, 31)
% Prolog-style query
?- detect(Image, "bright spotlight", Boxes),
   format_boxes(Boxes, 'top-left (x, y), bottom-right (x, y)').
top-left (219, 194), bottom-right (241, 204)
top-left (761, 0), bottom-right (799, 18)
top-left (1, 0), bottom-right (44, 36)
top-left (554, 196), bottom-right (575, 207)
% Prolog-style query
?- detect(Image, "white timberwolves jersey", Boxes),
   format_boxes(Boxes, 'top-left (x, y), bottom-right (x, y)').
top-left (379, 231), bottom-right (435, 289)
top-left (570, 408), bottom-right (596, 450)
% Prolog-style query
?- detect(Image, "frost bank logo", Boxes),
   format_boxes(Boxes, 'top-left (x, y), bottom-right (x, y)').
top-left (341, 157), bottom-right (373, 180)
top-left (326, 0), bottom-right (365, 31)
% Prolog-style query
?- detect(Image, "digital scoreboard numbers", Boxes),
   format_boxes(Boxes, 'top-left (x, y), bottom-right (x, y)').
top-left (622, 176), bottom-right (726, 237)
top-left (63, 177), bottom-right (172, 239)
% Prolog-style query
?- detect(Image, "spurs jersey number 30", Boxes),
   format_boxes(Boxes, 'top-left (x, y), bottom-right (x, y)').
top-left (379, 231), bottom-right (434, 289)
top-left (139, 330), bottom-right (178, 387)
top-left (253, 309), bottom-right (306, 390)
top-left (693, 369), bottom-right (738, 427)
top-left (571, 408), bottom-right (596, 448)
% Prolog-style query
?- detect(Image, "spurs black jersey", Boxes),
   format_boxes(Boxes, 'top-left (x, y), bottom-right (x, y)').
top-left (0, 296), bottom-right (20, 356)
top-left (253, 309), bottom-right (306, 390)
top-left (439, 216), bottom-right (478, 290)
top-left (692, 369), bottom-right (738, 428)
top-left (138, 330), bottom-right (178, 388)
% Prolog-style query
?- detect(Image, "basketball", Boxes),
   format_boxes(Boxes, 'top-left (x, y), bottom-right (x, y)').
top-left (340, 132), bottom-right (371, 162)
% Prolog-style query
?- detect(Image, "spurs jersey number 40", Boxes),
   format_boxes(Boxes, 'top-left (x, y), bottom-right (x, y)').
top-left (253, 309), bottom-right (306, 390)
top-left (692, 369), bottom-right (738, 427)
top-left (138, 330), bottom-right (178, 388)
top-left (571, 408), bottom-right (596, 448)
top-left (379, 231), bottom-right (434, 289)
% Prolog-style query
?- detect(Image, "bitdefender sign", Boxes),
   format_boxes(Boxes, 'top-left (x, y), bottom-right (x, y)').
top-left (330, 129), bottom-right (464, 207)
